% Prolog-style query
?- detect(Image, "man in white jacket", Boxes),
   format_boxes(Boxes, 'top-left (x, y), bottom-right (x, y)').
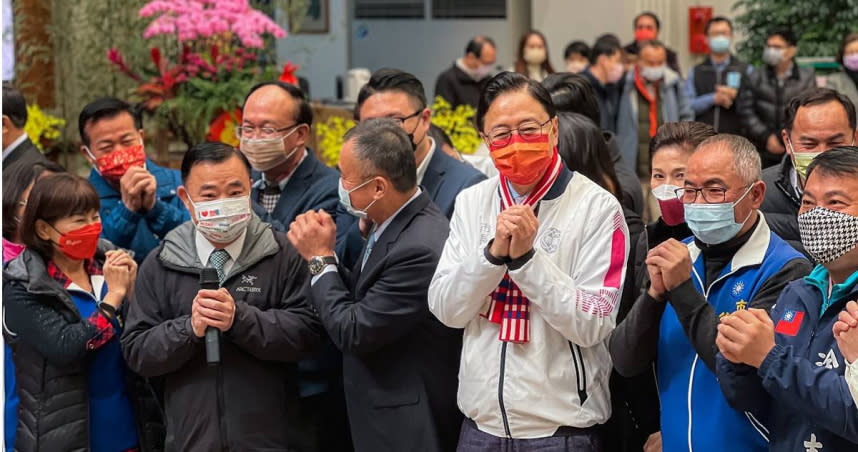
top-left (428, 72), bottom-right (629, 450)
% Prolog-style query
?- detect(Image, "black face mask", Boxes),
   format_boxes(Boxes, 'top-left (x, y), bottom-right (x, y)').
top-left (407, 116), bottom-right (424, 152)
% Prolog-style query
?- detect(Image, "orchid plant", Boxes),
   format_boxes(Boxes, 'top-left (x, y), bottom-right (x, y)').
top-left (107, 0), bottom-right (289, 148)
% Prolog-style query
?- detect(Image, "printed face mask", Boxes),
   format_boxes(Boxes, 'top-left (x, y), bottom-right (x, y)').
top-left (684, 185), bottom-right (754, 245)
top-left (490, 134), bottom-right (554, 186)
top-left (51, 222), bottom-right (102, 261)
top-left (798, 207), bottom-right (858, 264)
top-left (653, 184), bottom-right (685, 226)
top-left (86, 143), bottom-right (146, 183)
top-left (190, 196), bottom-right (251, 244)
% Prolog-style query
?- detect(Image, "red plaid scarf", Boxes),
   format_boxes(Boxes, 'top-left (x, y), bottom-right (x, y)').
top-left (483, 148), bottom-right (562, 343)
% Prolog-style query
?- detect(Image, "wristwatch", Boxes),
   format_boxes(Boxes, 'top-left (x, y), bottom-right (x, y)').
top-left (308, 256), bottom-right (338, 275)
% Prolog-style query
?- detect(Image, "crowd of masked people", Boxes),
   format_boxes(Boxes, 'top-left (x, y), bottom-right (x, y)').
top-left (1, 9), bottom-right (858, 452)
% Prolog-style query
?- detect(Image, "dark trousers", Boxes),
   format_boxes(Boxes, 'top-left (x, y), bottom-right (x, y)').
top-left (456, 419), bottom-right (602, 452)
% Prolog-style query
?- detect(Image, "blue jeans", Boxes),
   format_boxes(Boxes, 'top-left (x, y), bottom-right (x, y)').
top-left (456, 419), bottom-right (603, 452)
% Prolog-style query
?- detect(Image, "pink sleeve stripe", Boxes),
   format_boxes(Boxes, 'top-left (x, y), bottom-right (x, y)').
top-left (602, 212), bottom-right (627, 289)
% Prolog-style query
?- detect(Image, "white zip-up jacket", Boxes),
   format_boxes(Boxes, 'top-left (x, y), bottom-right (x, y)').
top-left (428, 169), bottom-right (630, 439)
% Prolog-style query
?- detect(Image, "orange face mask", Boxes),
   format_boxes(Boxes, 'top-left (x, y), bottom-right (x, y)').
top-left (490, 134), bottom-right (553, 185)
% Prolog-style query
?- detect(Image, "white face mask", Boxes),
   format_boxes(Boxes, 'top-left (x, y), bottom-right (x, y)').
top-left (524, 47), bottom-right (547, 65)
top-left (338, 177), bottom-right (376, 220)
top-left (762, 47), bottom-right (785, 66)
top-left (640, 65), bottom-right (666, 82)
top-left (240, 127), bottom-right (300, 172)
top-left (189, 195), bottom-right (252, 244)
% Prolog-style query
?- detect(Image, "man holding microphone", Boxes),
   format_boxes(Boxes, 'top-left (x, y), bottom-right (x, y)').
top-left (122, 142), bottom-right (321, 451)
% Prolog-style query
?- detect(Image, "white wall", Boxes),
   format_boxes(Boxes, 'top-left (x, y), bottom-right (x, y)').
top-left (349, 1), bottom-right (531, 100)
top-left (276, 0), bottom-right (350, 100)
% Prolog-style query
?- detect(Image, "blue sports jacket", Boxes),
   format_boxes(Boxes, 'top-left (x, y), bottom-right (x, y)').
top-left (659, 219), bottom-right (804, 451)
top-left (717, 266), bottom-right (858, 451)
top-left (89, 159), bottom-right (188, 262)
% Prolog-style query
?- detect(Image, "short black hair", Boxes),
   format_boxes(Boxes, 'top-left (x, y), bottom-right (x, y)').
top-left (20, 173), bottom-right (101, 260)
top-left (542, 73), bottom-right (600, 125)
top-left (476, 71), bottom-right (556, 131)
top-left (78, 97), bottom-right (143, 146)
top-left (344, 118), bottom-right (417, 193)
top-left (806, 146), bottom-right (858, 180)
top-left (639, 39), bottom-right (667, 53)
top-left (769, 29), bottom-right (798, 47)
top-left (355, 68), bottom-right (427, 120)
top-left (244, 81), bottom-right (313, 126)
top-left (564, 41), bottom-right (590, 60)
top-left (556, 112), bottom-right (620, 198)
top-left (2, 160), bottom-right (66, 240)
top-left (837, 32), bottom-right (858, 65)
top-left (784, 88), bottom-right (857, 132)
top-left (2, 83), bottom-right (28, 129)
top-left (588, 34), bottom-right (622, 64)
top-left (465, 35), bottom-right (496, 58)
top-left (705, 16), bottom-right (733, 35)
top-left (180, 141), bottom-right (252, 183)
top-left (634, 11), bottom-right (661, 30)
top-left (649, 121), bottom-right (717, 162)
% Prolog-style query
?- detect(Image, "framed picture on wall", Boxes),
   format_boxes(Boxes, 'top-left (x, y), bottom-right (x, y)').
top-left (290, 0), bottom-right (329, 34)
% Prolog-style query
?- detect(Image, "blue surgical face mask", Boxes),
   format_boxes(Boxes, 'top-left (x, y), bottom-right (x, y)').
top-left (684, 184), bottom-right (754, 245)
top-left (338, 177), bottom-right (377, 220)
top-left (708, 35), bottom-right (731, 54)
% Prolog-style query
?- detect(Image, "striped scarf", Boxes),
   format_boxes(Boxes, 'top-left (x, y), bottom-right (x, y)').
top-left (483, 148), bottom-right (562, 343)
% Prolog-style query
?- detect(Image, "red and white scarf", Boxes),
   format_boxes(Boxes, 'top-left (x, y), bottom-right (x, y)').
top-left (483, 148), bottom-right (562, 343)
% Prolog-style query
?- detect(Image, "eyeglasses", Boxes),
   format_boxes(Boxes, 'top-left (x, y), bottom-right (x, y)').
top-left (675, 185), bottom-right (748, 204)
top-left (388, 110), bottom-right (422, 126)
top-left (483, 118), bottom-right (552, 149)
top-left (235, 123), bottom-right (300, 139)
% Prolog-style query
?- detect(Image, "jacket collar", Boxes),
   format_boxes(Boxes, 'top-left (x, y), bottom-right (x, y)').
top-left (357, 191), bottom-right (432, 278)
top-left (774, 155), bottom-right (802, 206)
top-left (421, 141), bottom-right (449, 199)
top-left (252, 150), bottom-right (322, 216)
top-left (159, 215), bottom-right (279, 277)
top-left (544, 165), bottom-right (573, 201)
top-left (3, 240), bottom-right (118, 314)
top-left (688, 212), bottom-right (772, 273)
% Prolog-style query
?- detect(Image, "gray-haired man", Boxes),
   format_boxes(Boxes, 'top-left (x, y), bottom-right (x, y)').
top-left (287, 118), bottom-right (462, 452)
top-left (611, 134), bottom-right (811, 451)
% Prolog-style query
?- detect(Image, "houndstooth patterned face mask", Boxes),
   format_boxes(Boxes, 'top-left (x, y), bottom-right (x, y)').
top-left (798, 207), bottom-right (858, 263)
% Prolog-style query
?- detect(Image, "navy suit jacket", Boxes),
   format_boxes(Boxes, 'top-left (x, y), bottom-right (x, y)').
top-left (252, 150), bottom-right (340, 232)
top-left (335, 145), bottom-right (485, 267)
top-left (311, 191), bottom-right (462, 452)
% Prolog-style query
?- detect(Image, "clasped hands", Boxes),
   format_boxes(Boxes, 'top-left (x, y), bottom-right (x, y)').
top-left (488, 205), bottom-right (538, 261)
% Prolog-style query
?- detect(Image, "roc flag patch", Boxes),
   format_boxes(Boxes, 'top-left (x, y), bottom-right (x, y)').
top-left (774, 310), bottom-right (804, 336)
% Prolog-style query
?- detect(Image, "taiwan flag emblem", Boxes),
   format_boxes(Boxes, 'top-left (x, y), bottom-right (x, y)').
top-left (775, 310), bottom-right (804, 336)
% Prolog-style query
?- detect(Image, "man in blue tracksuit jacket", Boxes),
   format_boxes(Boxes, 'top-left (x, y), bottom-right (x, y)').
top-left (716, 147), bottom-right (858, 451)
top-left (611, 135), bottom-right (811, 452)
top-left (79, 97), bottom-right (188, 262)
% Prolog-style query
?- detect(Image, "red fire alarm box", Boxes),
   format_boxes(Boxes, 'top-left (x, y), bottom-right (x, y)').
top-left (689, 6), bottom-right (713, 54)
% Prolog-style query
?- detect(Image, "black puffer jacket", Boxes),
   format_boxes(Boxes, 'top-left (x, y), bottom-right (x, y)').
top-left (760, 156), bottom-right (809, 258)
top-left (2, 243), bottom-right (164, 452)
top-left (737, 62), bottom-right (816, 166)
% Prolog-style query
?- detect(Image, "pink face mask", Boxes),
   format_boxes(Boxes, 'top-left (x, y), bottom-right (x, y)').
top-left (3, 238), bottom-right (26, 264)
top-left (844, 53), bottom-right (858, 72)
top-left (652, 184), bottom-right (685, 226)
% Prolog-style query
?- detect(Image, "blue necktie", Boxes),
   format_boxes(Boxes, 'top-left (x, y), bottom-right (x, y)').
top-left (361, 231), bottom-right (376, 271)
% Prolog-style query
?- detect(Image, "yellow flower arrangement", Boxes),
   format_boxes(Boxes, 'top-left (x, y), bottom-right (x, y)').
top-left (315, 116), bottom-right (356, 167)
top-left (24, 105), bottom-right (66, 151)
top-left (430, 96), bottom-right (480, 154)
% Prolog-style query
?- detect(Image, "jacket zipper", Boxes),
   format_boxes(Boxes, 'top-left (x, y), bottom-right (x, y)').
top-left (498, 342), bottom-right (512, 438)
top-left (216, 366), bottom-right (228, 451)
top-left (569, 342), bottom-right (589, 404)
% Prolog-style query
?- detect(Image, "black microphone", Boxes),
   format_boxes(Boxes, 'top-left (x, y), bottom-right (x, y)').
top-left (199, 267), bottom-right (221, 366)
